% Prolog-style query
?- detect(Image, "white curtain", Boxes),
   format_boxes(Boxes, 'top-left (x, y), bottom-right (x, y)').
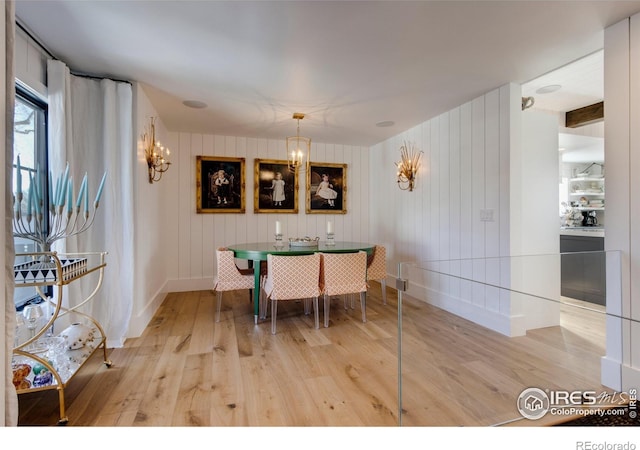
top-left (4, 0), bottom-right (17, 427)
top-left (47, 60), bottom-right (134, 347)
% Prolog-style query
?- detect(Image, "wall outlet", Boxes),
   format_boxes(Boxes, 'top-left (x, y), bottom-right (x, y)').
top-left (480, 209), bottom-right (494, 222)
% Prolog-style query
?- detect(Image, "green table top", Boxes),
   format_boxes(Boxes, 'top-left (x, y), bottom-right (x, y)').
top-left (227, 241), bottom-right (374, 260)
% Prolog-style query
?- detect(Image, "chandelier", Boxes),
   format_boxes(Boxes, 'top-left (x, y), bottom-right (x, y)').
top-left (286, 113), bottom-right (311, 173)
top-left (396, 141), bottom-right (423, 191)
top-left (142, 117), bottom-right (171, 183)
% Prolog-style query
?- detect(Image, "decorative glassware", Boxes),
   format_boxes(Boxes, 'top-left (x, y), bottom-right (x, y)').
top-left (23, 305), bottom-right (43, 338)
top-left (22, 304), bottom-right (46, 352)
top-left (326, 231), bottom-right (335, 245)
top-left (326, 220), bottom-right (335, 245)
top-left (14, 312), bottom-right (25, 348)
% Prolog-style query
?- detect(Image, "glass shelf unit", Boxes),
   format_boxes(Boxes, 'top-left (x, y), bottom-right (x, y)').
top-left (12, 251), bottom-right (110, 425)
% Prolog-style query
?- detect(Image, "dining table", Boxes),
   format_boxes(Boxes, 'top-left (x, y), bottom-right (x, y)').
top-left (227, 241), bottom-right (375, 323)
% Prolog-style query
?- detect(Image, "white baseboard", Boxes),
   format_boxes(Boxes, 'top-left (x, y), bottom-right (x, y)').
top-left (601, 356), bottom-right (622, 391)
top-left (402, 279), bottom-right (564, 338)
top-left (126, 283), bottom-right (170, 339)
top-left (402, 281), bottom-right (516, 337)
top-left (600, 356), bottom-right (640, 393)
top-left (622, 363), bottom-right (640, 392)
top-left (166, 277), bottom-right (213, 293)
top-left (125, 278), bottom-right (212, 339)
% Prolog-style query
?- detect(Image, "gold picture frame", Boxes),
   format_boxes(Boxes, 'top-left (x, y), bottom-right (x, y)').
top-left (196, 156), bottom-right (245, 213)
top-left (306, 162), bottom-right (347, 214)
top-left (254, 159), bottom-right (298, 213)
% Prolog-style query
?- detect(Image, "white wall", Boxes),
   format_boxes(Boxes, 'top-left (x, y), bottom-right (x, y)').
top-left (369, 84), bottom-right (561, 337)
top-left (602, 15), bottom-right (640, 391)
top-left (127, 83), bottom-right (174, 337)
top-left (510, 109), bottom-right (561, 334)
top-left (14, 26), bottom-right (46, 100)
top-left (158, 121), bottom-right (371, 295)
top-left (371, 85), bottom-right (512, 335)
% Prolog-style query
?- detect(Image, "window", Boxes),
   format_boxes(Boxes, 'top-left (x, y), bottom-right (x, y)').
top-left (13, 85), bottom-right (48, 308)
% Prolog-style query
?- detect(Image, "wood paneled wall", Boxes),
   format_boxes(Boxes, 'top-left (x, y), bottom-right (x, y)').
top-left (602, 15), bottom-right (640, 392)
top-left (369, 84), bottom-right (527, 335)
top-left (163, 133), bottom-right (370, 291)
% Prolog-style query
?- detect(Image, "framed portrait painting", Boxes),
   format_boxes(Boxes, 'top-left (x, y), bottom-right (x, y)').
top-left (306, 162), bottom-right (347, 214)
top-left (254, 159), bottom-right (298, 213)
top-left (196, 156), bottom-right (245, 213)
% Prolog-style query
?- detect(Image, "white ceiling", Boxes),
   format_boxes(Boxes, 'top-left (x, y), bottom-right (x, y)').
top-left (14, 0), bottom-right (640, 147)
top-left (522, 50), bottom-right (604, 114)
top-left (522, 49), bottom-right (605, 163)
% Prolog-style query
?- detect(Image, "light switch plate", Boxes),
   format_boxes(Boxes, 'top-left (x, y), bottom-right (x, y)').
top-left (480, 209), bottom-right (494, 222)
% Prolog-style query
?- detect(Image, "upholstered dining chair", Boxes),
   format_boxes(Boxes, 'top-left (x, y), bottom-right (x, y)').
top-left (320, 251), bottom-right (368, 328)
top-left (213, 247), bottom-right (256, 322)
top-left (366, 245), bottom-right (387, 305)
top-left (262, 253), bottom-right (322, 334)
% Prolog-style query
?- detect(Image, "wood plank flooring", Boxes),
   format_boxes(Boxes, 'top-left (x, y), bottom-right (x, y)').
top-left (15, 283), bottom-right (610, 426)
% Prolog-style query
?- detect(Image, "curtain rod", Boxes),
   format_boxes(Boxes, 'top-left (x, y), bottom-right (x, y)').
top-left (15, 19), bottom-right (131, 86)
top-left (16, 19), bottom-right (54, 58)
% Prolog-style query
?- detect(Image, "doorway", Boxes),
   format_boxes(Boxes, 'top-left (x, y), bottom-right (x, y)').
top-left (520, 50), bottom-right (608, 372)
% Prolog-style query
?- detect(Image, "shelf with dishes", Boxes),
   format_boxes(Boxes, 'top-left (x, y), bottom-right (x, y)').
top-left (573, 206), bottom-right (604, 211)
top-left (12, 251), bottom-right (110, 425)
top-left (569, 194), bottom-right (604, 211)
top-left (570, 177), bottom-right (604, 194)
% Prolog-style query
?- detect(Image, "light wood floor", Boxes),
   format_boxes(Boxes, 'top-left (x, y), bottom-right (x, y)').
top-left (16, 283), bottom-right (610, 426)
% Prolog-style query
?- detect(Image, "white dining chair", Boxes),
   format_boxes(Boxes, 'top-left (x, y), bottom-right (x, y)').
top-left (366, 245), bottom-right (387, 305)
top-left (262, 253), bottom-right (322, 334)
top-left (320, 251), bottom-right (368, 327)
top-left (213, 247), bottom-right (256, 322)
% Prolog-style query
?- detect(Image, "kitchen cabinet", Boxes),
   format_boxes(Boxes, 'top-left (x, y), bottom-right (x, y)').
top-left (560, 235), bottom-right (605, 306)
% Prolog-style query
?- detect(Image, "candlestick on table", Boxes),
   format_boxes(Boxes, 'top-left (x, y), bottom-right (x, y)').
top-left (275, 220), bottom-right (283, 246)
top-left (326, 221), bottom-right (335, 245)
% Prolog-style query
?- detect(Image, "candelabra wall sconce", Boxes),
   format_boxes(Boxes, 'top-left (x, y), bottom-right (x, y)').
top-left (395, 141), bottom-right (423, 192)
top-left (12, 156), bottom-right (106, 267)
top-left (143, 116), bottom-right (171, 183)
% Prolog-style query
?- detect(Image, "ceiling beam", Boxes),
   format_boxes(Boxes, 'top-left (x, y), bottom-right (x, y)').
top-left (565, 101), bottom-right (604, 128)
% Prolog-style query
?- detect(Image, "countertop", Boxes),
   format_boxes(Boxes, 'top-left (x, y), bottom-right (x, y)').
top-left (560, 227), bottom-right (605, 238)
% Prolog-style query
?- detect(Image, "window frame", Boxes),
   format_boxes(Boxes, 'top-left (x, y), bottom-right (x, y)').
top-left (13, 83), bottom-right (50, 308)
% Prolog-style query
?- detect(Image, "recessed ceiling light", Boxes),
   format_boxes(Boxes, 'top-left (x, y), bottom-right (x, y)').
top-left (183, 100), bottom-right (207, 109)
top-left (536, 84), bottom-right (562, 94)
top-left (376, 120), bottom-right (395, 127)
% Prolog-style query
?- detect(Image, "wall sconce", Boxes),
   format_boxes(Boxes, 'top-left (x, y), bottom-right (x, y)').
top-left (396, 141), bottom-right (423, 191)
top-left (522, 96), bottom-right (535, 110)
top-left (142, 117), bottom-right (171, 183)
top-left (286, 112), bottom-right (311, 173)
